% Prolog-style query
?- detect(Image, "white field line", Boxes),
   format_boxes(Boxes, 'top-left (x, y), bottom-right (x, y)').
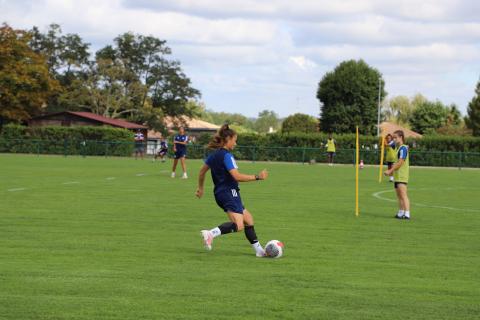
top-left (106, 177), bottom-right (116, 180)
top-left (7, 188), bottom-right (26, 192)
top-left (136, 173), bottom-right (147, 176)
top-left (62, 181), bottom-right (79, 185)
top-left (372, 189), bottom-right (480, 213)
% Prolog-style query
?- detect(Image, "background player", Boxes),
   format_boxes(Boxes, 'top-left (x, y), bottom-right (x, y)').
top-left (385, 134), bottom-right (396, 182)
top-left (384, 130), bottom-right (411, 220)
top-left (171, 127), bottom-right (188, 179)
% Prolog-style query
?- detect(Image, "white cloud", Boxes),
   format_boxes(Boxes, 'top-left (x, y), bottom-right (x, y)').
top-left (289, 56), bottom-right (318, 70)
top-left (0, 0), bottom-right (479, 117)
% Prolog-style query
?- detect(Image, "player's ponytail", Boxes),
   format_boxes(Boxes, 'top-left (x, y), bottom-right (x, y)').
top-left (207, 124), bottom-right (237, 149)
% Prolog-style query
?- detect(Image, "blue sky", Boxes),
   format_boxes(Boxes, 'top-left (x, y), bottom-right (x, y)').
top-left (1, 0), bottom-right (479, 117)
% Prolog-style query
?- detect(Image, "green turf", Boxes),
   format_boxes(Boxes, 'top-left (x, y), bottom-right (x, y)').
top-left (0, 154), bottom-right (479, 319)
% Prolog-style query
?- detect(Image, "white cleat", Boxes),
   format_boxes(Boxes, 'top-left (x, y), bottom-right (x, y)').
top-left (256, 250), bottom-right (266, 258)
top-left (182, 173), bottom-right (188, 179)
top-left (201, 230), bottom-right (213, 251)
top-left (171, 172), bottom-right (175, 178)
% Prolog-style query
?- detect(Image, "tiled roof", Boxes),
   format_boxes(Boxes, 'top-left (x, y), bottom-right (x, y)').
top-left (380, 122), bottom-right (422, 139)
top-left (164, 116), bottom-right (220, 130)
top-left (68, 112), bottom-right (148, 129)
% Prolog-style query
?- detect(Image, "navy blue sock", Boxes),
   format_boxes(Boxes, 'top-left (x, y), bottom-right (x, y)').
top-left (218, 222), bottom-right (238, 234)
top-left (244, 225), bottom-right (258, 244)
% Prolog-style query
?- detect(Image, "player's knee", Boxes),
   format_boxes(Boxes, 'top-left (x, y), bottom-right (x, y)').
top-left (236, 221), bottom-right (244, 231)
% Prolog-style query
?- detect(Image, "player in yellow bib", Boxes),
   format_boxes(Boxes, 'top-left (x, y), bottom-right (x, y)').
top-left (384, 134), bottom-right (397, 182)
top-left (326, 133), bottom-right (336, 166)
top-left (384, 130), bottom-right (410, 220)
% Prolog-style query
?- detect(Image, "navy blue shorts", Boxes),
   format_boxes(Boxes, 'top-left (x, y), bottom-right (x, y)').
top-left (214, 189), bottom-right (244, 214)
top-left (174, 150), bottom-right (186, 159)
top-left (159, 149), bottom-right (168, 156)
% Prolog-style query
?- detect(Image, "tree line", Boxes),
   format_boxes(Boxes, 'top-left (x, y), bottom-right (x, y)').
top-left (1, 23), bottom-right (479, 136)
top-left (0, 23), bottom-right (200, 131)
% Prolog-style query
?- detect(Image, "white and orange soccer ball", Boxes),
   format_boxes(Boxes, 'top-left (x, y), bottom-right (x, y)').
top-left (265, 240), bottom-right (284, 258)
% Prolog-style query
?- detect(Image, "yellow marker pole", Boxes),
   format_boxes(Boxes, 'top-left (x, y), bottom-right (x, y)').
top-left (378, 135), bottom-right (385, 183)
top-left (355, 126), bottom-right (359, 217)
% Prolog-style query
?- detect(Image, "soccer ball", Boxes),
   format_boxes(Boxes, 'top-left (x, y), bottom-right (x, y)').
top-left (265, 240), bottom-right (284, 258)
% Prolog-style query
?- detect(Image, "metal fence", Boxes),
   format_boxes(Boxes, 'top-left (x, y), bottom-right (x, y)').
top-left (1, 138), bottom-right (479, 168)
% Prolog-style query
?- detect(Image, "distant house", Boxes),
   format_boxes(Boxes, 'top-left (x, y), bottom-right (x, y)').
top-left (380, 122), bottom-right (422, 139)
top-left (164, 116), bottom-right (220, 137)
top-left (28, 111), bottom-right (148, 138)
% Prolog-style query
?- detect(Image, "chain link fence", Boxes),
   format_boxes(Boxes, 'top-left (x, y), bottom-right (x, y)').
top-left (1, 138), bottom-right (479, 168)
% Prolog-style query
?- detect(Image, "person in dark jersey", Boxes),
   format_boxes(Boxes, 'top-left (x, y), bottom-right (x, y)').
top-left (171, 127), bottom-right (188, 179)
top-left (154, 137), bottom-right (168, 162)
top-left (196, 124), bottom-right (268, 257)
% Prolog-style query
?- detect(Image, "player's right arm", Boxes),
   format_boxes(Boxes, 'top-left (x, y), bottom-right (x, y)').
top-left (229, 168), bottom-right (268, 182)
top-left (196, 164), bottom-right (210, 198)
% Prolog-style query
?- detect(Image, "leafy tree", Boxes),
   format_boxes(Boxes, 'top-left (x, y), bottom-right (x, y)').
top-left (29, 24), bottom-right (91, 112)
top-left (95, 32), bottom-right (200, 130)
top-left (255, 110), bottom-right (280, 133)
top-left (0, 24), bottom-right (60, 123)
top-left (30, 24), bottom-right (90, 80)
top-left (281, 113), bottom-right (318, 133)
top-left (445, 104), bottom-right (462, 127)
top-left (383, 95), bottom-right (415, 126)
top-left (466, 80), bottom-right (480, 136)
top-left (410, 100), bottom-right (448, 134)
top-left (317, 59), bottom-right (386, 135)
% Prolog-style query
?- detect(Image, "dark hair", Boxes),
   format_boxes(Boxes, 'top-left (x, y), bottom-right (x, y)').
top-left (385, 133), bottom-right (393, 140)
top-left (207, 124), bottom-right (237, 149)
top-left (393, 130), bottom-right (405, 143)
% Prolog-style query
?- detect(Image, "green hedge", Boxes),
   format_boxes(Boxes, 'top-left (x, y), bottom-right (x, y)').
top-left (235, 132), bottom-right (480, 152)
top-left (0, 124), bottom-right (134, 156)
top-left (1, 125), bottom-right (479, 167)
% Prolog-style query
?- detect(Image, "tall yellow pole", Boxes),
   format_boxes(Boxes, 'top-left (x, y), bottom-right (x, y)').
top-left (378, 135), bottom-right (385, 183)
top-left (355, 126), bottom-right (359, 217)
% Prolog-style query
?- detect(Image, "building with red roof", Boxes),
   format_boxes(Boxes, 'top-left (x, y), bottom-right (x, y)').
top-left (28, 111), bottom-right (148, 137)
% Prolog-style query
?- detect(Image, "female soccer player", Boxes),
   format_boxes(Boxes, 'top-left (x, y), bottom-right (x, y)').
top-left (196, 124), bottom-right (268, 257)
top-left (154, 137), bottom-right (168, 162)
top-left (326, 133), bottom-right (336, 166)
top-left (171, 127), bottom-right (188, 179)
top-left (384, 130), bottom-right (411, 219)
top-left (384, 134), bottom-right (396, 182)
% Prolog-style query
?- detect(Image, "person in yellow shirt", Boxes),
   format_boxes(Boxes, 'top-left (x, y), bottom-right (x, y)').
top-left (326, 133), bottom-right (336, 166)
top-left (384, 134), bottom-right (396, 182)
top-left (384, 130), bottom-right (411, 220)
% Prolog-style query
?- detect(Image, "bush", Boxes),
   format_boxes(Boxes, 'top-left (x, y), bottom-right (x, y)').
top-left (0, 124), bottom-right (134, 156)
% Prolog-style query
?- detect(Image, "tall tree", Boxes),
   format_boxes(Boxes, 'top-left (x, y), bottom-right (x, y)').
top-left (410, 100), bottom-right (448, 134)
top-left (317, 59), bottom-right (386, 135)
top-left (466, 80), bottom-right (480, 136)
top-left (95, 32), bottom-right (200, 129)
top-left (29, 24), bottom-right (91, 112)
top-left (255, 110), bottom-right (280, 133)
top-left (383, 95), bottom-right (415, 126)
top-left (281, 113), bottom-right (318, 133)
top-left (0, 24), bottom-right (60, 123)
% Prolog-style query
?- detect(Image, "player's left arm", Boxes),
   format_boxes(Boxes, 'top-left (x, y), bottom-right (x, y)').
top-left (196, 164), bottom-right (210, 198)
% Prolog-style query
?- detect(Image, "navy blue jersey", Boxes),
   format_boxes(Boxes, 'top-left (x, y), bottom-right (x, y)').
top-left (160, 141), bottom-right (168, 149)
top-left (205, 149), bottom-right (239, 193)
top-left (174, 134), bottom-right (188, 152)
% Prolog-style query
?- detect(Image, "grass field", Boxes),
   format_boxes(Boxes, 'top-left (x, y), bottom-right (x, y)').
top-left (1, 154), bottom-right (479, 319)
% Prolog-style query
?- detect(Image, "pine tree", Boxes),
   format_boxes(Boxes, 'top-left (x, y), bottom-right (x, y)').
top-left (466, 80), bottom-right (480, 136)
